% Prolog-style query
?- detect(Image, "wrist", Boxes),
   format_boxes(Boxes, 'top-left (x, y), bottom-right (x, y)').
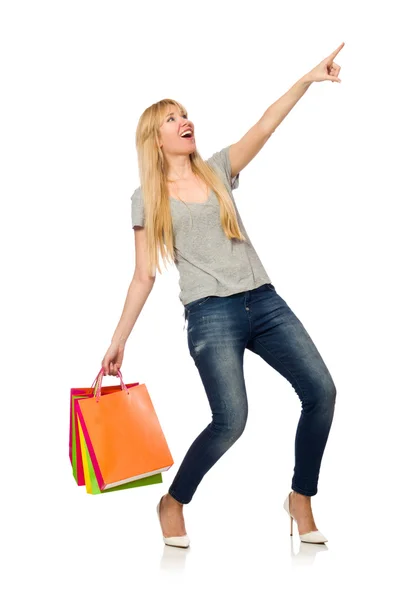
top-left (299, 73), bottom-right (314, 86)
top-left (111, 337), bottom-right (126, 348)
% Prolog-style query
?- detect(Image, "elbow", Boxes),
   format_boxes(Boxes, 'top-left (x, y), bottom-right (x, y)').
top-left (132, 272), bottom-right (156, 286)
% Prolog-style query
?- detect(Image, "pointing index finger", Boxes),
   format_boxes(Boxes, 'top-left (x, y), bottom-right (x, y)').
top-left (330, 42), bottom-right (345, 60)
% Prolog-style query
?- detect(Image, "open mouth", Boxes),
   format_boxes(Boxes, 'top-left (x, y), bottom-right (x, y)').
top-left (180, 129), bottom-right (194, 139)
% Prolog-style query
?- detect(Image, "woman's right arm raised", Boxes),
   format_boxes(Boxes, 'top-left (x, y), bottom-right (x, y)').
top-left (102, 225), bottom-right (155, 376)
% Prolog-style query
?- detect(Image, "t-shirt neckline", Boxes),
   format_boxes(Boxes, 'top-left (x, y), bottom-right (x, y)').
top-left (170, 189), bottom-right (213, 205)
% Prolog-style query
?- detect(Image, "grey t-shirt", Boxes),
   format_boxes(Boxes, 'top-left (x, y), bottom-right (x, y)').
top-left (130, 145), bottom-right (272, 306)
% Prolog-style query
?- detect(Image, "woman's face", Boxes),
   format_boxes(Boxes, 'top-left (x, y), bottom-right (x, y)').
top-left (158, 106), bottom-right (195, 155)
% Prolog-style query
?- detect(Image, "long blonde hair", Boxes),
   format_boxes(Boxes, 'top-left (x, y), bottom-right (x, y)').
top-left (135, 98), bottom-right (246, 277)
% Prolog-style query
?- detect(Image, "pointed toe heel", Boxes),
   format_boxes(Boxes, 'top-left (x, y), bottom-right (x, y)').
top-left (283, 491), bottom-right (328, 544)
top-left (299, 529), bottom-right (328, 544)
top-left (156, 496), bottom-right (190, 548)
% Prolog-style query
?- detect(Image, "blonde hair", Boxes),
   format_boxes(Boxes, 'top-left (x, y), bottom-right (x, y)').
top-left (135, 98), bottom-right (246, 277)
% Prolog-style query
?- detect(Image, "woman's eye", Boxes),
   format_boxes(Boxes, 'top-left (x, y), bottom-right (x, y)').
top-left (168, 114), bottom-right (188, 122)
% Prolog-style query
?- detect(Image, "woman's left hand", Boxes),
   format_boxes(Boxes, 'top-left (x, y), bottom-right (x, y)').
top-left (306, 42), bottom-right (345, 83)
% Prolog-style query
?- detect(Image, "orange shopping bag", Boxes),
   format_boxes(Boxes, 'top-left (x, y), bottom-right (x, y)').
top-left (69, 373), bottom-right (139, 486)
top-left (75, 367), bottom-right (174, 491)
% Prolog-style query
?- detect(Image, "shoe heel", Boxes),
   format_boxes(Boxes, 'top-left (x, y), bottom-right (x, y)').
top-left (290, 515), bottom-right (293, 536)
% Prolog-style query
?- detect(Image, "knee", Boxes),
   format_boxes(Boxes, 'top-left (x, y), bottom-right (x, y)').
top-left (212, 411), bottom-right (248, 442)
top-left (230, 414), bottom-right (248, 440)
top-left (317, 373), bottom-right (337, 412)
top-left (304, 372), bottom-right (336, 414)
top-left (325, 376), bottom-right (337, 405)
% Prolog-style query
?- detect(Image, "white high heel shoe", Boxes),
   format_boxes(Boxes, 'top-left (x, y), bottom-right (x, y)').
top-left (283, 491), bottom-right (328, 544)
top-left (156, 495), bottom-right (190, 548)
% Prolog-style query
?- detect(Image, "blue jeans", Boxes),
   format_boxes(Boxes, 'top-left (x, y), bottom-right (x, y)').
top-left (168, 283), bottom-right (336, 504)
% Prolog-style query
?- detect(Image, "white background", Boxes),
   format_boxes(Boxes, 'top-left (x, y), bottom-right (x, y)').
top-left (2, 0), bottom-right (396, 597)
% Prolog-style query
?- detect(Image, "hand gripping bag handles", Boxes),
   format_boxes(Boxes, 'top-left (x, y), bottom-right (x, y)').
top-left (75, 367), bottom-right (174, 492)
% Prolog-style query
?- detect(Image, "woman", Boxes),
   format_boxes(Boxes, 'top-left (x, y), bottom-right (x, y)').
top-left (102, 43), bottom-right (344, 548)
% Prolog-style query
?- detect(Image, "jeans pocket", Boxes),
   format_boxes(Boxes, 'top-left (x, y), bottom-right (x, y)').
top-left (185, 295), bottom-right (212, 313)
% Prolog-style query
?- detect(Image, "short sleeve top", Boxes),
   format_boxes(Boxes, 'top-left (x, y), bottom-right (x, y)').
top-left (130, 145), bottom-right (272, 306)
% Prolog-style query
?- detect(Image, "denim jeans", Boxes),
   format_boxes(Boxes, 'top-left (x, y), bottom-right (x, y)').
top-left (168, 283), bottom-right (336, 504)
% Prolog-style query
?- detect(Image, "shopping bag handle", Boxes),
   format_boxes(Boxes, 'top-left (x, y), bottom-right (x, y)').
top-left (91, 367), bottom-right (106, 389)
top-left (90, 366), bottom-right (124, 390)
top-left (91, 367), bottom-right (128, 402)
